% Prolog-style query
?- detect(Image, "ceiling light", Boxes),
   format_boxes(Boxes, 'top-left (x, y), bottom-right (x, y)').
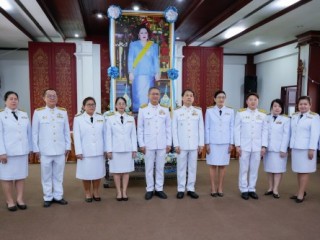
top-left (74, 33), bottom-right (79, 38)
top-left (0, 0), bottom-right (12, 11)
top-left (224, 27), bottom-right (245, 39)
top-left (96, 13), bottom-right (103, 19)
top-left (275, 0), bottom-right (300, 7)
top-left (253, 41), bottom-right (264, 46)
top-left (133, 5), bottom-right (140, 11)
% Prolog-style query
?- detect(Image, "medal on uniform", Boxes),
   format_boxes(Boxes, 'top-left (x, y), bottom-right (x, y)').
top-left (192, 110), bottom-right (197, 116)
top-left (57, 113), bottom-right (63, 118)
top-left (42, 116), bottom-right (47, 119)
top-left (159, 110), bottom-right (165, 115)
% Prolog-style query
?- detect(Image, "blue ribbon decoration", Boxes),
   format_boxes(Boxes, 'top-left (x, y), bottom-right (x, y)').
top-left (108, 66), bottom-right (119, 79)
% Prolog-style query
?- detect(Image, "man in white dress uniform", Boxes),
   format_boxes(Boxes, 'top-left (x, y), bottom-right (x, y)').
top-left (32, 89), bottom-right (71, 207)
top-left (137, 87), bottom-right (172, 200)
top-left (234, 93), bottom-right (268, 200)
top-left (172, 89), bottom-right (204, 199)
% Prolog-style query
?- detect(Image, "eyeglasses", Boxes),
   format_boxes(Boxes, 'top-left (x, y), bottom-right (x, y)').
top-left (86, 104), bottom-right (96, 107)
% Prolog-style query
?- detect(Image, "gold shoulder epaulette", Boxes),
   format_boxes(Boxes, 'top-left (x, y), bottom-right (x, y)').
top-left (96, 112), bottom-right (102, 115)
top-left (293, 112), bottom-right (299, 115)
top-left (258, 109), bottom-right (267, 114)
top-left (267, 113), bottom-right (271, 115)
top-left (36, 107), bottom-right (45, 111)
top-left (226, 106), bottom-right (233, 109)
top-left (140, 103), bottom-right (148, 109)
top-left (281, 114), bottom-right (289, 118)
top-left (310, 112), bottom-right (318, 116)
top-left (18, 109), bottom-right (26, 112)
top-left (0, 109), bottom-right (4, 112)
top-left (75, 113), bottom-right (83, 117)
top-left (174, 106), bottom-right (181, 110)
top-left (238, 108), bottom-right (246, 112)
top-left (194, 106), bottom-right (202, 110)
top-left (160, 104), bottom-right (169, 108)
top-left (126, 111), bottom-right (133, 116)
top-left (106, 112), bottom-right (115, 117)
top-left (57, 107), bottom-right (66, 111)
top-left (207, 105), bottom-right (214, 109)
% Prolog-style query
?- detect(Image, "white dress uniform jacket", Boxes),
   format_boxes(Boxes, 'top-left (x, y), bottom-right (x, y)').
top-left (172, 106), bottom-right (204, 150)
top-left (0, 108), bottom-right (32, 156)
top-left (106, 112), bottom-right (137, 153)
top-left (266, 114), bottom-right (290, 153)
top-left (205, 106), bottom-right (234, 145)
top-left (234, 108), bottom-right (268, 151)
top-left (137, 103), bottom-right (172, 150)
top-left (290, 111), bottom-right (320, 150)
top-left (73, 112), bottom-right (106, 157)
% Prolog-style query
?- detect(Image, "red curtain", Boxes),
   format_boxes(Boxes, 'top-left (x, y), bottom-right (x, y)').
top-left (28, 42), bottom-right (77, 129)
top-left (182, 47), bottom-right (223, 110)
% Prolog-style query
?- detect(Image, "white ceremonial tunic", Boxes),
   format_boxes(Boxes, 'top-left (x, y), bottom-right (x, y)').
top-left (0, 108), bottom-right (32, 180)
top-left (263, 114), bottom-right (290, 173)
top-left (172, 105), bottom-right (204, 192)
top-left (234, 108), bottom-right (268, 193)
top-left (32, 106), bottom-right (71, 201)
top-left (137, 103), bottom-right (172, 191)
top-left (106, 112), bottom-right (137, 173)
top-left (290, 111), bottom-right (320, 173)
top-left (205, 105), bottom-right (234, 165)
top-left (73, 112), bottom-right (106, 180)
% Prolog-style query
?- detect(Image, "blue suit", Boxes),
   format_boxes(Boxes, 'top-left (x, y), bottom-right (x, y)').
top-left (128, 40), bottom-right (159, 112)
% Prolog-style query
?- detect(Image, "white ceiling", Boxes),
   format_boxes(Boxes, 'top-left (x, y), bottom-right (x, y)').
top-left (0, 0), bottom-right (319, 54)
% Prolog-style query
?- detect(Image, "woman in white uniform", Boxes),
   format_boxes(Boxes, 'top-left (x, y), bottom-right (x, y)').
top-left (263, 99), bottom-right (290, 198)
top-left (289, 96), bottom-right (320, 203)
top-left (73, 97), bottom-right (106, 202)
top-left (106, 97), bottom-right (137, 201)
top-left (205, 90), bottom-right (234, 197)
top-left (0, 91), bottom-right (32, 211)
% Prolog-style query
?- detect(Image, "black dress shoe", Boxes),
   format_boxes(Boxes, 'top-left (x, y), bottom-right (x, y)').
top-left (210, 192), bottom-right (218, 197)
top-left (217, 192), bottom-right (224, 197)
top-left (43, 201), bottom-right (52, 208)
top-left (145, 191), bottom-right (154, 200)
top-left (273, 193), bottom-right (280, 199)
top-left (264, 190), bottom-right (273, 195)
top-left (93, 195), bottom-right (101, 201)
top-left (176, 192), bottom-right (184, 199)
top-left (290, 192), bottom-right (307, 200)
top-left (116, 197), bottom-right (123, 201)
top-left (248, 191), bottom-right (259, 199)
top-left (53, 198), bottom-right (68, 205)
top-left (85, 198), bottom-right (93, 203)
top-left (122, 197), bottom-right (129, 201)
top-left (187, 191), bottom-right (199, 199)
top-left (7, 204), bottom-right (17, 212)
top-left (295, 198), bottom-right (304, 203)
top-left (155, 191), bottom-right (168, 199)
top-left (241, 192), bottom-right (249, 200)
top-left (17, 203), bottom-right (27, 210)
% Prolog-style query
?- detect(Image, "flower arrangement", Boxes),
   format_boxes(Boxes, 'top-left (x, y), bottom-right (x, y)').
top-left (167, 68), bottom-right (179, 80)
top-left (164, 6), bottom-right (178, 23)
top-left (107, 66), bottom-right (119, 79)
top-left (107, 5), bottom-right (122, 20)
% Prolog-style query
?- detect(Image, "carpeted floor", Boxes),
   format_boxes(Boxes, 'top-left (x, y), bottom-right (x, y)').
top-left (1, 159), bottom-right (320, 240)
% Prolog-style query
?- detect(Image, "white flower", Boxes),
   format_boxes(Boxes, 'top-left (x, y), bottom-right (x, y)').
top-left (164, 7), bottom-right (178, 23)
top-left (108, 5), bottom-right (121, 19)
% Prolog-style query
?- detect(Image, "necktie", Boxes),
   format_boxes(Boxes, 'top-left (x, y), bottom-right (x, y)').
top-left (12, 111), bottom-right (18, 120)
top-left (219, 110), bottom-right (222, 116)
top-left (120, 116), bottom-right (123, 124)
top-left (273, 116), bottom-right (277, 121)
top-left (300, 114), bottom-right (303, 119)
top-left (90, 117), bottom-right (93, 123)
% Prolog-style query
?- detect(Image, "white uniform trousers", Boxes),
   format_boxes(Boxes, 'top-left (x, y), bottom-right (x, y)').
top-left (144, 149), bottom-right (166, 192)
top-left (40, 154), bottom-right (65, 201)
top-left (177, 150), bottom-right (198, 192)
top-left (238, 151), bottom-right (261, 193)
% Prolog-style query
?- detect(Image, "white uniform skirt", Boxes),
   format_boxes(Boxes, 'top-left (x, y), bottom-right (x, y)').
top-left (0, 155), bottom-right (28, 180)
top-left (76, 155), bottom-right (106, 180)
top-left (109, 152), bottom-right (134, 174)
top-left (206, 144), bottom-right (230, 166)
top-left (291, 149), bottom-right (317, 173)
top-left (263, 151), bottom-right (287, 173)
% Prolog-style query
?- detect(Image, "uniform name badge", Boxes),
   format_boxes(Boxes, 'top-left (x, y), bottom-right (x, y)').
top-left (21, 116), bottom-right (28, 119)
top-left (307, 116), bottom-right (313, 119)
top-left (224, 112), bottom-right (230, 115)
top-left (276, 121), bottom-right (282, 124)
top-left (97, 120), bottom-right (103, 123)
top-left (192, 110), bottom-right (198, 116)
top-left (42, 116), bottom-right (47, 119)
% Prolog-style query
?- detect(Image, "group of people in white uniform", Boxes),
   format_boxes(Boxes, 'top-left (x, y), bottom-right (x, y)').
top-left (0, 87), bottom-right (319, 212)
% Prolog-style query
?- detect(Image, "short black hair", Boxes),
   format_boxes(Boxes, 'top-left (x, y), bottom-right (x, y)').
top-left (182, 89), bottom-right (194, 97)
top-left (136, 24), bottom-right (151, 37)
top-left (82, 97), bottom-right (96, 106)
top-left (214, 90), bottom-right (226, 99)
top-left (298, 96), bottom-right (311, 105)
top-left (43, 88), bottom-right (57, 97)
top-left (245, 92), bottom-right (259, 100)
top-left (270, 99), bottom-right (284, 114)
top-left (115, 97), bottom-right (127, 105)
top-left (148, 87), bottom-right (160, 94)
top-left (4, 91), bottom-right (19, 101)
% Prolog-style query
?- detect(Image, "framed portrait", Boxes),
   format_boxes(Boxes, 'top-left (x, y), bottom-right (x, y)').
top-left (109, 10), bottom-right (176, 113)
